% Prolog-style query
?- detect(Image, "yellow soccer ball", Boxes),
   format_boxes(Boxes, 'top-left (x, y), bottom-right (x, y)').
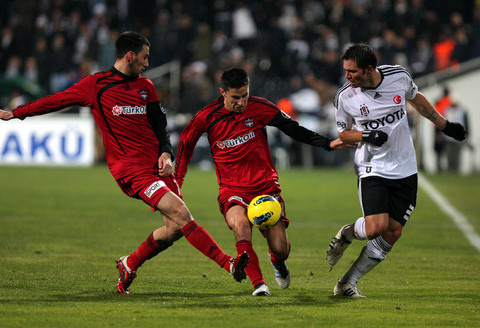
top-left (247, 195), bottom-right (281, 230)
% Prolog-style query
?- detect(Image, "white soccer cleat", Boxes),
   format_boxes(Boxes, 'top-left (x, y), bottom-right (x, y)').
top-left (326, 225), bottom-right (352, 266)
top-left (271, 260), bottom-right (290, 289)
top-left (333, 280), bottom-right (365, 298)
top-left (252, 283), bottom-right (270, 296)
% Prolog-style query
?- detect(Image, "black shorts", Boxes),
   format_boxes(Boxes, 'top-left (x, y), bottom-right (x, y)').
top-left (358, 174), bottom-right (417, 226)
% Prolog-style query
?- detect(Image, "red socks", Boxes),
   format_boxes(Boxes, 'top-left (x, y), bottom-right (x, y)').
top-left (127, 232), bottom-right (172, 271)
top-left (181, 220), bottom-right (231, 272)
top-left (127, 221), bottom-right (235, 273)
top-left (236, 240), bottom-right (264, 287)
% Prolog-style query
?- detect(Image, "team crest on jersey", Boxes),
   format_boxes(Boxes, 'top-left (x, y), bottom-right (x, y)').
top-left (139, 89), bottom-right (148, 100)
top-left (393, 95), bottom-right (402, 104)
top-left (360, 104), bottom-right (369, 116)
top-left (244, 118), bottom-right (254, 128)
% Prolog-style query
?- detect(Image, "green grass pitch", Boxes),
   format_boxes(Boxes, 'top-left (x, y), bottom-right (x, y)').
top-left (0, 166), bottom-right (479, 327)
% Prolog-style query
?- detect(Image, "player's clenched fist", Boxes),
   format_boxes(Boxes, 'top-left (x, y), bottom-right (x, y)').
top-left (362, 130), bottom-right (388, 146)
top-left (442, 120), bottom-right (467, 141)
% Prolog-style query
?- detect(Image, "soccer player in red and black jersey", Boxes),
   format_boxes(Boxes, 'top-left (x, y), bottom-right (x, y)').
top-left (175, 67), bottom-right (350, 296)
top-left (0, 31), bottom-right (249, 294)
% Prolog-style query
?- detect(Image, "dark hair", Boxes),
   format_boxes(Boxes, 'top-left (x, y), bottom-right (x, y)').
top-left (115, 31), bottom-right (150, 59)
top-left (341, 43), bottom-right (377, 70)
top-left (220, 67), bottom-right (249, 90)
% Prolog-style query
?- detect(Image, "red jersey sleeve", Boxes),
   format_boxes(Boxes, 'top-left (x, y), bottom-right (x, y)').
top-left (13, 75), bottom-right (94, 120)
top-left (174, 111), bottom-right (207, 188)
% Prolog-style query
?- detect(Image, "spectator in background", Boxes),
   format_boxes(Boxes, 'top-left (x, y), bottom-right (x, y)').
top-left (232, 1), bottom-right (257, 50)
top-left (433, 28), bottom-right (456, 71)
top-left (4, 55), bottom-right (22, 78)
top-left (289, 75), bottom-right (321, 167)
top-left (444, 101), bottom-right (470, 172)
top-left (23, 57), bottom-right (39, 83)
top-left (433, 86), bottom-right (453, 171)
top-left (172, 13), bottom-right (195, 65)
top-left (73, 22), bottom-right (96, 65)
top-left (471, 7), bottom-right (480, 58)
top-left (97, 29), bottom-right (118, 70)
top-left (178, 61), bottom-right (214, 115)
top-left (410, 38), bottom-right (434, 77)
top-left (49, 33), bottom-right (73, 93)
top-left (192, 22), bottom-right (213, 62)
top-left (0, 26), bottom-right (15, 71)
top-left (34, 38), bottom-right (50, 90)
top-left (150, 11), bottom-right (173, 67)
top-left (451, 26), bottom-right (471, 66)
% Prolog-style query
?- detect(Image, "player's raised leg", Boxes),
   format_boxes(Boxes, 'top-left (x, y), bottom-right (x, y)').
top-left (117, 190), bottom-right (248, 294)
top-left (116, 227), bottom-right (178, 294)
top-left (326, 217), bottom-right (367, 266)
top-left (158, 192), bottom-right (249, 280)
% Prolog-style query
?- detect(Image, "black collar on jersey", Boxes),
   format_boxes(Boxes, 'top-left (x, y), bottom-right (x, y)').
top-left (109, 66), bottom-right (138, 82)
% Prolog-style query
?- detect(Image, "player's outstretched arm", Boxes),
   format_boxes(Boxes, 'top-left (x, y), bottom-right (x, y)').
top-left (408, 92), bottom-right (466, 141)
top-left (0, 109), bottom-right (15, 121)
top-left (329, 138), bottom-right (355, 150)
top-left (408, 92), bottom-right (446, 129)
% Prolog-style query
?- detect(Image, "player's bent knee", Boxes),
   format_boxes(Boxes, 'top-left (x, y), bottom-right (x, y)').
top-left (366, 218), bottom-right (389, 239)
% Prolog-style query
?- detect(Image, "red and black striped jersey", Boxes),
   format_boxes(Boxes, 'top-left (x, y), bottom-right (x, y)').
top-left (175, 95), bottom-right (332, 194)
top-left (13, 67), bottom-right (173, 180)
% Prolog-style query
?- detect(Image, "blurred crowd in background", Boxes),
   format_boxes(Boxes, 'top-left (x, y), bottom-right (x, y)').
top-left (0, 0), bottom-right (477, 167)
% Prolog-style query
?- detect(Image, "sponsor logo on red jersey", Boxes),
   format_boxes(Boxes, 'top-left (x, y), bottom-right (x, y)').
top-left (112, 105), bottom-right (147, 116)
top-left (216, 131), bottom-right (255, 149)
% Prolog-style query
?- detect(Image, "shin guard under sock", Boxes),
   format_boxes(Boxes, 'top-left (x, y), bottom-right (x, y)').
top-left (236, 240), bottom-right (263, 287)
top-left (127, 232), bottom-right (172, 271)
top-left (182, 220), bottom-right (231, 271)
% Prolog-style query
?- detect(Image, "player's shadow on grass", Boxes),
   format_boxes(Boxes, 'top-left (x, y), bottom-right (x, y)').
top-left (4, 289), bottom-right (350, 308)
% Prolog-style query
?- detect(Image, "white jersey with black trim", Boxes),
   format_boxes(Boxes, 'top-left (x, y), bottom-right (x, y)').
top-left (334, 65), bottom-right (418, 179)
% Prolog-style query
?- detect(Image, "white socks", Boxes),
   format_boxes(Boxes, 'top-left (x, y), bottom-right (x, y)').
top-left (339, 236), bottom-right (392, 285)
top-left (342, 217), bottom-right (367, 242)
top-left (353, 217), bottom-right (367, 240)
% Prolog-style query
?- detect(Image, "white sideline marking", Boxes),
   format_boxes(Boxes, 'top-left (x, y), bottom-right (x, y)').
top-left (419, 173), bottom-right (480, 252)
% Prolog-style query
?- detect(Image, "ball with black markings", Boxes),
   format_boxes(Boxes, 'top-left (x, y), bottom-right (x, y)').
top-left (247, 195), bottom-right (281, 230)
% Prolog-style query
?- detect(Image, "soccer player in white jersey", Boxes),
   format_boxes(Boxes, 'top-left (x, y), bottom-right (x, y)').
top-left (326, 43), bottom-right (467, 297)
